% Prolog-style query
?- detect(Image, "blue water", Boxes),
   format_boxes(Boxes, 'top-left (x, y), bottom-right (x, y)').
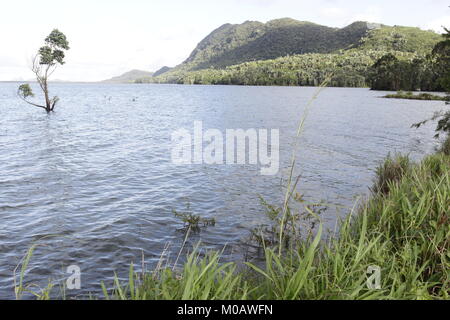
top-left (0, 83), bottom-right (444, 298)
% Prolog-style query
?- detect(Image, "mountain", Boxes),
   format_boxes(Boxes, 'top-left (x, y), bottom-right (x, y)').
top-left (146, 19), bottom-right (442, 87)
top-left (153, 66), bottom-right (172, 77)
top-left (102, 70), bottom-right (154, 83)
top-left (183, 19), bottom-right (372, 70)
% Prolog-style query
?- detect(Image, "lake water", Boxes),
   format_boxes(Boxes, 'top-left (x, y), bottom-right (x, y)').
top-left (0, 83), bottom-right (445, 299)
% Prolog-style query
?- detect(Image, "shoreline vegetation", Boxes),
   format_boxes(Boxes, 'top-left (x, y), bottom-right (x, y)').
top-left (384, 91), bottom-right (449, 101)
top-left (15, 136), bottom-right (450, 300)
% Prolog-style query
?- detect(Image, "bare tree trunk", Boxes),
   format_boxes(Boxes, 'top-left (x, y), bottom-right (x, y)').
top-left (26, 54), bottom-right (59, 113)
top-left (44, 83), bottom-right (51, 112)
top-left (43, 68), bottom-right (52, 112)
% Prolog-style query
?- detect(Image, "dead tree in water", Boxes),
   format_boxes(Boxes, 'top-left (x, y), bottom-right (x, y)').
top-left (18, 29), bottom-right (70, 113)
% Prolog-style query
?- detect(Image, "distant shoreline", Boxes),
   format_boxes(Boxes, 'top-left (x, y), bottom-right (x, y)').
top-left (1, 81), bottom-right (449, 95)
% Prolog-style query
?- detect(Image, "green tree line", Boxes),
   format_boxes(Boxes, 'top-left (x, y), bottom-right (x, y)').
top-left (146, 49), bottom-right (418, 87)
top-left (369, 29), bottom-right (450, 92)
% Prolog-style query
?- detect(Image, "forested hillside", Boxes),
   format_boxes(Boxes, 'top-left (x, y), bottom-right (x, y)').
top-left (183, 19), bottom-right (372, 70)
top-left (152, 50), bottom-right (418, 87)
top-left (137, 19), bottom-right (442, 87)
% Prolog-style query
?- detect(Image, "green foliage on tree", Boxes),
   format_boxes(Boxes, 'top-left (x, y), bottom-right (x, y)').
top-left (18, 84), bottom-right (34, 98)
top-left (432, 28), bottom-right (450, 93)
top-left (17, 29), bottom-right (69, 112)
top-left (369, 27), bottom-right (449, 92)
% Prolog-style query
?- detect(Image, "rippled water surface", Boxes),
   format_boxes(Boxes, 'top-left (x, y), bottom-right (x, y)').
top-left (0, 83), bottom-right (445, 298)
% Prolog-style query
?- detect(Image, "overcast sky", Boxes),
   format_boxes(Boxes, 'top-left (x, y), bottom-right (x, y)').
top-left (0, 0), bottom-right (449, 82)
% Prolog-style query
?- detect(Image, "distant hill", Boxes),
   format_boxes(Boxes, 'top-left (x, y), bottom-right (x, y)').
top-left (153, 66), bottom-right (172, 77)
top-left (102, 70), bottom-right (154, 83)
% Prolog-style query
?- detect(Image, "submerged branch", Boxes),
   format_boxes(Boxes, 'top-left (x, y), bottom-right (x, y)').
top-left (17, 92), bottom-right (47, 110)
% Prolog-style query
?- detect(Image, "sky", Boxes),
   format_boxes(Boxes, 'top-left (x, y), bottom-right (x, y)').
top-left (0, 0), bottom-right (449, 82)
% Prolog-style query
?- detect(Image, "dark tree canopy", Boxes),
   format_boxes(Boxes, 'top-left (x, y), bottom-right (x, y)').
top-left (368, 28), bottom-right (450, 92)
top-left (412, 28), bottom-right (450, 142)
top-left (18, 84), bottom-right (34, 98)
top-left (432, 28), bottom-right (450, 92)
top-left (40, 29), bottom-right (70, 65)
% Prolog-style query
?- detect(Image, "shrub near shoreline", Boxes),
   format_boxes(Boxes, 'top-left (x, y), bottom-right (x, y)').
top-left (384, 91), bottom-right (448, 101)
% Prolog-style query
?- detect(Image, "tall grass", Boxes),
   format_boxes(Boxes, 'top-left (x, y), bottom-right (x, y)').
top-left (371, 153), bottom-right (411, 195)
top-left (440, 135), bottom-right (450, 155)
top-left (101, 250), bottom-right (251, 300)
top-left (14, 244), bottom-right (59, 300)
